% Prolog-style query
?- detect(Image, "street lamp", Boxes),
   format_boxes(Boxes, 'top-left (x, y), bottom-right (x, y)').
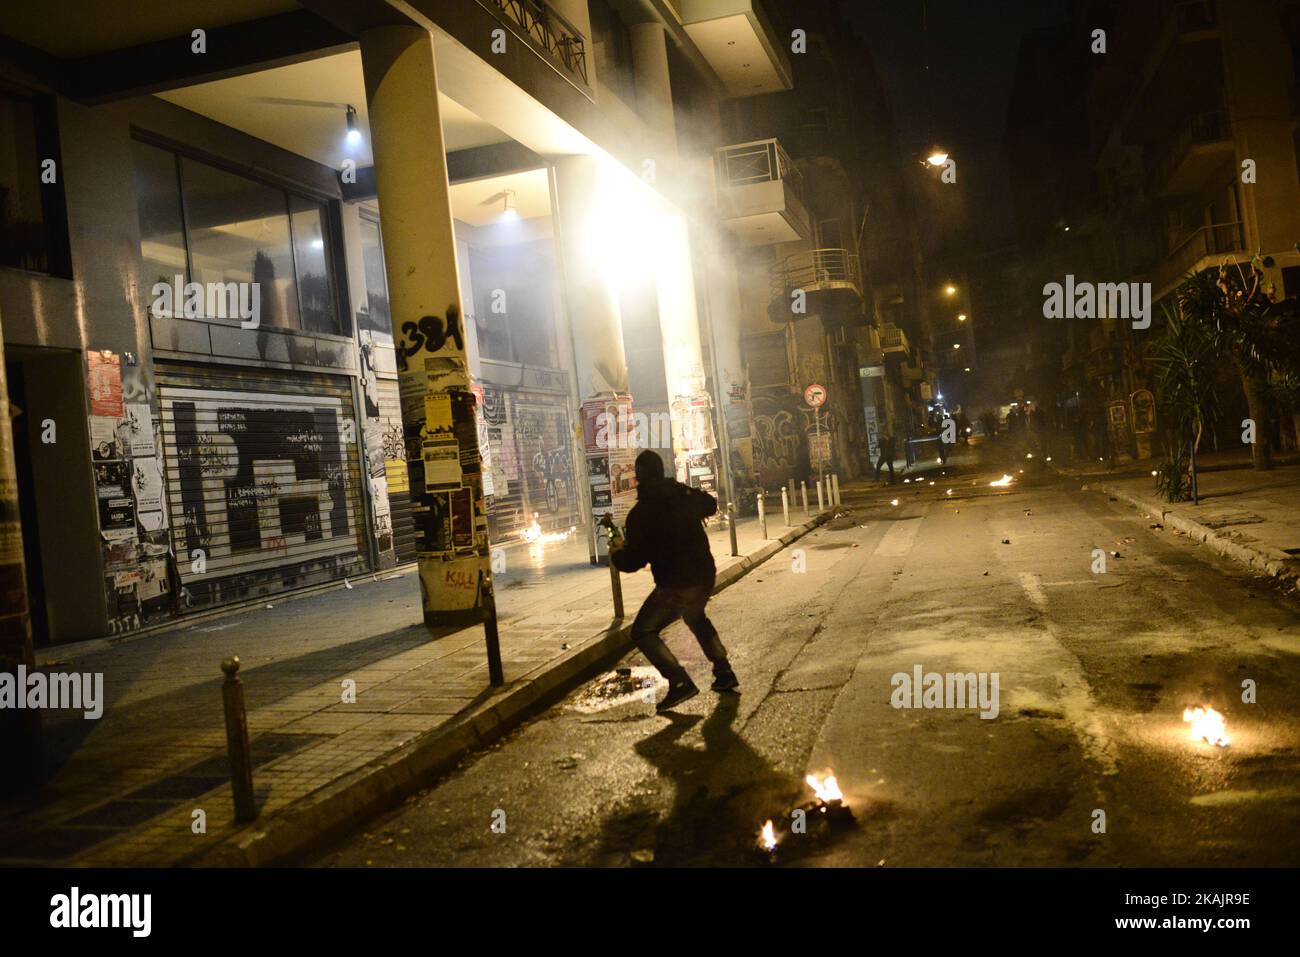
top-left (944, 284), bottom-right (957, 296)
top-left (957, 314), bottom-right (967, 322)
top-left (926, 149), bottom-right (949, 167)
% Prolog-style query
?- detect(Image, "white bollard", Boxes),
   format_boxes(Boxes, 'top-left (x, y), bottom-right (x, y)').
top-left (800, 481), bottom-right (809, 519)
top-left (816, 479), bottom-right (824, 512)
top-left (781, 486), bottom-right (790, 526)
top-left (832, 474), bottom-right (841, 506)
top-left (757, 490), bottom-right (768, 540)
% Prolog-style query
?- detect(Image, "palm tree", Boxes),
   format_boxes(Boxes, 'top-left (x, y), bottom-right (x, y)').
top-left (1148, 301), bottom-right (1220, 502)
top-left (1176, 260), bottom-right (1300, 471)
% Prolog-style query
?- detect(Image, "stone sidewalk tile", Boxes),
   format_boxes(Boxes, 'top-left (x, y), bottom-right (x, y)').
top-left (1086, 463), bottom-right (1300, 588)
top-left (1, 504), bottom-right (840, 866)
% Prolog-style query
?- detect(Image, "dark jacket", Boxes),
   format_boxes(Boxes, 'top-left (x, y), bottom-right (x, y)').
top-left (611, 478), bottom-right (717, 588)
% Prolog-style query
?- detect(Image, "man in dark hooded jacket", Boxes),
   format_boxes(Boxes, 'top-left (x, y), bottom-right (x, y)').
top-left (610, 449), bottom-right (739, 712)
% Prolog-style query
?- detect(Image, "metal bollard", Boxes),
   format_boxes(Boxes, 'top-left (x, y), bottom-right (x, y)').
top-left (481, 569), bottom-right (504, 686)
top-left (221, 657), bottom-right (257, 823)
top-left (727, 502), bottom-right (739, 557)
top-left (832, 474), bottom-right (841, 507)
top-left (816, 478), bottom-right (825, 513)
top-left (609, 558), bottom-right (624, 619)
top-left (801, 481), bottom-right (809, 519)
top-left (781, 486), bottom-right (790, 526)
top-left (757, 491), bottom-right (767, 540)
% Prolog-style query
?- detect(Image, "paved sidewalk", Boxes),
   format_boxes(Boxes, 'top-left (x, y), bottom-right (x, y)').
top-left (0, 504), bottom-right (833, 867)
top-left (1082, 463), bottom-right (1300, 588)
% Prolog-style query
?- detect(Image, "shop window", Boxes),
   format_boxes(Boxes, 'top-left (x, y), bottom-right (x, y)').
top-left (357, 213), bottom-right (392, 344)
top-left (0, 90), bottom-right (69, 276)
top-left (132, 139), bottom-right (344, 336)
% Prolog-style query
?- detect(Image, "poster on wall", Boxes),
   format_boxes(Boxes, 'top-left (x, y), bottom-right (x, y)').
top-left (423, 441), bottom-right (461, 491)
top-left (90, 416), bottom-right (123, 461)
top-left (99, 497), bottom-right (137, 542)
top-left (87, 351), bottom-right (124, 417)
top-left (131, 455), bottom-right (165, 513)
top-left (124, 403), bottom-right (156, 457)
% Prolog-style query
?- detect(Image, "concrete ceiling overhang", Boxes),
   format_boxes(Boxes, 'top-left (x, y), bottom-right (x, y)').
top-left (679, 0), bottom-right (792, 97)
top-left (156, 50), bottom-right (512, 168)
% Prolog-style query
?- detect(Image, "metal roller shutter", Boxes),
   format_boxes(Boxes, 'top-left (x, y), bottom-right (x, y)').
top-left (157, 363), bottom-right (370, 610)
top-left (376, 377), bottom-right (416, 564)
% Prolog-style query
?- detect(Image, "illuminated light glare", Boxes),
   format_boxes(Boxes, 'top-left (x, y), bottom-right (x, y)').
top-left (759, 820), bottom-right (777, 851)
top-left (890, 499), bottom-right (899, 507)
top-left (927, 151), bottom-right (949, 167)
top-left (944, 285), bottom-right (956, 296)
top-left (805, 772), bottom-right (843, 803)
top-left (1183, 706), bottom-right (1230, 747)
top-left (989, 474), bottom-right (1013, 487)
top-left (946, 489), bottom-right (953, 495)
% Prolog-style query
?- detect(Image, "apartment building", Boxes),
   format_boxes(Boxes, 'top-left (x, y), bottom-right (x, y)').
top-left (0, 0), bottom-right (792, 644)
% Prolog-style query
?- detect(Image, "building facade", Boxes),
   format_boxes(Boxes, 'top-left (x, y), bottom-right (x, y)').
top-left (0, 0), bottom-right (797, 643)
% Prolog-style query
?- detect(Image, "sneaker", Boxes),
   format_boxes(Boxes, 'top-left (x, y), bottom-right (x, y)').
top-left (711, 666), bottom-right (740, 693)
top-left (656, 678), bottom-right (700, 713)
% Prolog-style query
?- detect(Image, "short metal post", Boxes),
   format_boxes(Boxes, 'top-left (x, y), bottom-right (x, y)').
top-left (832, 474), bottom-right (841, 506)
top-left (609, 558), bottom-right (624, 619)
top-left (816, 478), bottom-right (825, 512)
top-left (757, 491), bottom-right (767, 540)
top-left (481, 570), bottom-right (504, 686)
top-left (727, 501), bottom-right (739, 556)
top-left (781, 486), bottom-right (790, 526)
top-left (221, 657), bottom-right (257, 823)
top-left (801, 481), bottom-right (809, 519)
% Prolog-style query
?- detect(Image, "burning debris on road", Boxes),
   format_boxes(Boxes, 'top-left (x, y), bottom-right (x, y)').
top-left (1184, 706), bottom-right (1230, 748)
top-left (756, 771), bottom-right (854, 861)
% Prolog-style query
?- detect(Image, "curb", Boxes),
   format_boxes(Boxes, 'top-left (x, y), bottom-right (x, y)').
top-left (1089, 482), bottom-right (1300, 589)
top-left (192, 509), bottom-right (835, 867)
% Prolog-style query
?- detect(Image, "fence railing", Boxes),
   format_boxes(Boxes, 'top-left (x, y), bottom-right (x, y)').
top-left (1151, 220), bottom-right (1244, 292)
top-left (480, 0), bottom-right (588, 87)
top-left (716, 138), bottom-right (804, 204)
top-left (769, 247), bottom-right (860, 302)
top-left (1149, 108), bottom-right (1230, 193)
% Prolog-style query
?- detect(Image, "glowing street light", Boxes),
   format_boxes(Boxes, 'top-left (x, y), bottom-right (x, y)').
top-left (344, 104), bottom-right (362, 147)
top-left (957, 314), bottom-right (967, 322)
top-left (927, 149), bottom-right (949, 167)
top-left (944, 284), bottom-right (957, 296)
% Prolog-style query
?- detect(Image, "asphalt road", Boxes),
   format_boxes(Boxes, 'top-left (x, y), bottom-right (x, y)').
top-left (313, 445), bottom-right (1300, 867)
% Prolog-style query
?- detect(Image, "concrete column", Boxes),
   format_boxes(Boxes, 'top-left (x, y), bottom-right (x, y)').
top-left (360, 26), bottom-right (488, 627)
top-left (1223, 0), bottom-right (1300, 258)
top-left (553, 156), bottom-right (630, 398)
top-left (553, 155), bottom-right (631, 561)
top-left (631, 22), bottom-right (677, 157)
top-left (0, 319), bottom-right (42, 794)
top-left (655, 214), bottom-right (715, 483)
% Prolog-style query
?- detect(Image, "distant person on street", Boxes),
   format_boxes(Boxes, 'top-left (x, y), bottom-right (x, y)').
top-left (610, 450), bottom-right (739, 713)
top-left (874, 431), bottom-right (897, 484)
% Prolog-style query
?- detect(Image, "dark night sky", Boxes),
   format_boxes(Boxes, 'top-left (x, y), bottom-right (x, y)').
top-left (837, 0), bottom-right (1068, 242)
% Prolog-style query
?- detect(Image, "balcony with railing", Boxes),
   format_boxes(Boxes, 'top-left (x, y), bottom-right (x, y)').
top-left (767, 248), bottom-right (863, 325)
top-left (715, 138), bottom-right (810, 245)
top-left (879, 323), bottom-right (911, 357)
top-left (1148, 220), bottom-right (1245, 295)
top-left (479, 0), bottom-right (589, 90)
top-left (1149, 108), bottom-right (1233, 197)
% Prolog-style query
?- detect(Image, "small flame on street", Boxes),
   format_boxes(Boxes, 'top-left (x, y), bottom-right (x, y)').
top-left (519, 520), bottom-right (576, 545)
top-left (759, 819), bottom-right (777, 851)
top-left (890, 498), bottom-right (899, 506)
top-left (805, 772), bottom-right (843, 803)
top-left (989, 474), bottom-right (1013, 487)
top-left (1183, 706), bottom-right (1230, 747)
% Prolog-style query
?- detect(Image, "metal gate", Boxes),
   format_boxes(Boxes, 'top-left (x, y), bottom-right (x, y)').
top-left (376, 377), bottom-right (416, 564)
top-left (156, 363), bottom-right (370, 609)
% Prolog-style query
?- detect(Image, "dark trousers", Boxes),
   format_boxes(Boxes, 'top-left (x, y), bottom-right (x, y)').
top-left (632, 583), bottom-right (728, 684)
top-left (874, 450), bottom-right (895, 483)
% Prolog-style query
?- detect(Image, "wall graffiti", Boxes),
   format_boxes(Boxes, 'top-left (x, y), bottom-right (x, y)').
top-left (161, 388), bottom-right (362, 589)
top-left (750, 391), bottom-right (810, 486)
